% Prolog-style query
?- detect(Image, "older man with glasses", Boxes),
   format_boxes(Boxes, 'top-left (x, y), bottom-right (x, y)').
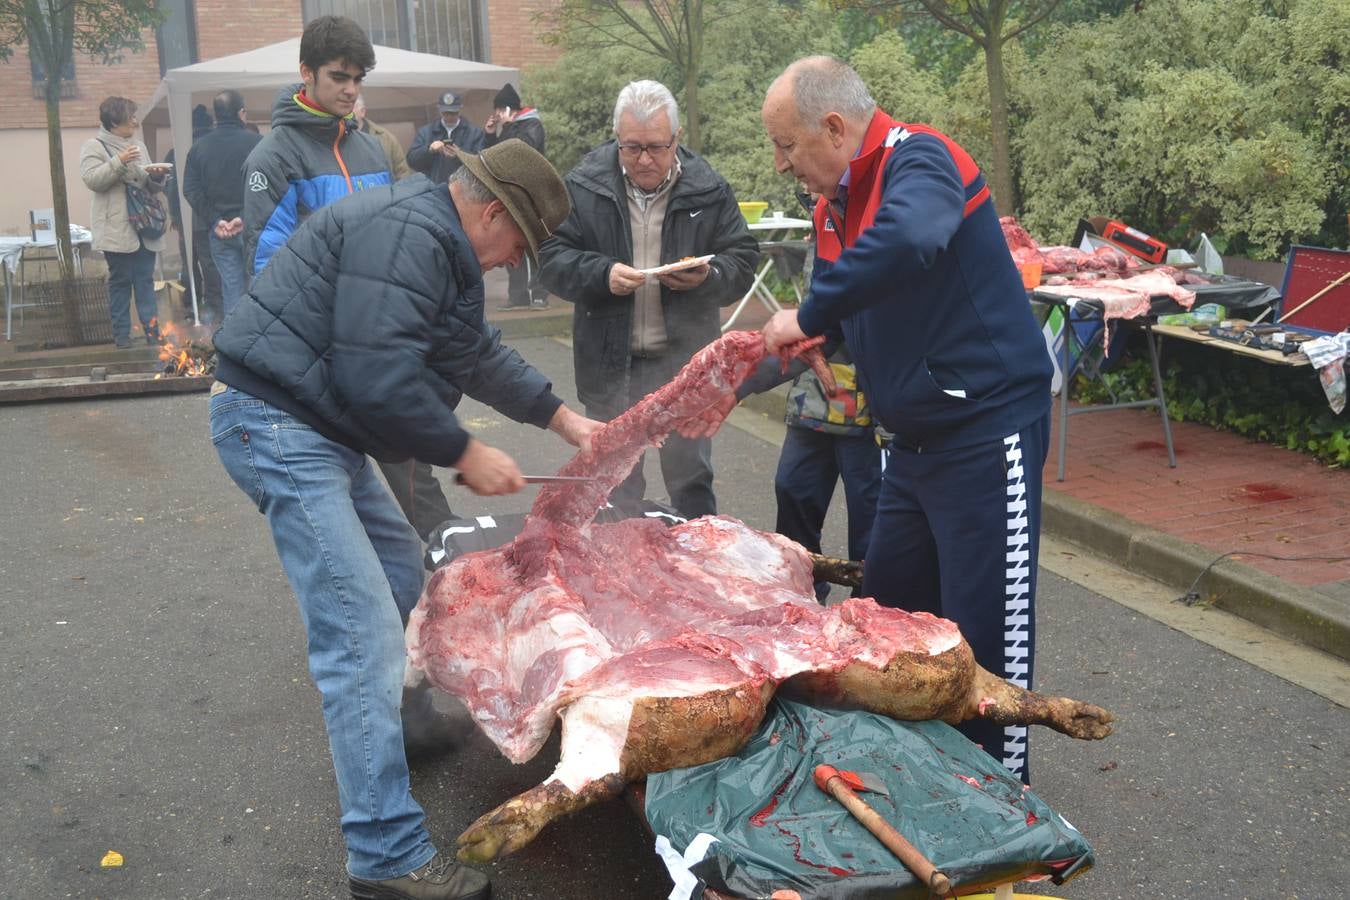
top-left (539, 79), bottom-right (758, 520)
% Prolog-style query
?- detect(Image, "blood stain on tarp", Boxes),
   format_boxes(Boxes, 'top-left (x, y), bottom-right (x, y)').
top-left (955, 774), bottom-right (983, 789)
top-left (1026, 811), bottom-right (1040, 827)
top-left (775, 824), bottom-right (854, 877)
top-left (750, 774), bottom-right (794, 827)
top-left (983, 774), bottom-right (996, 782)
top-left (1234, 482), bottom-right (1296, 503)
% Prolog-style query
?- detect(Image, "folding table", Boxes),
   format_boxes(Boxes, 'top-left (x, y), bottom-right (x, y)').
top-left (722, 214), bottom-right (813, 332)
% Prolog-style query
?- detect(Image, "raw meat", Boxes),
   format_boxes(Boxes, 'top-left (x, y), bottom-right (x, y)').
top-left (1001, 215), bottom-right (1139, 276)
top-left (405, 331), bottom-right (1115, 862)
top-left (1035, 270), bottom-right (1196, 321)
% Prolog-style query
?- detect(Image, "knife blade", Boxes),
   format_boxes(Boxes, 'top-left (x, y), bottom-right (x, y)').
top-left (454, 473), bottom-right (596, 486)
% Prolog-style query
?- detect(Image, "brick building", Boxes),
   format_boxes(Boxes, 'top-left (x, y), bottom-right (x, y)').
top-left (0, 0), bottom-right (560, 235)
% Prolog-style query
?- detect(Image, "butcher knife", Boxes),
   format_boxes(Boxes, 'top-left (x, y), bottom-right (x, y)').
top-left (454, 473), bottom-right (596, 486)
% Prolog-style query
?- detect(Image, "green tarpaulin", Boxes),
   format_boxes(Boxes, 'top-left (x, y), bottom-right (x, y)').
top-left (646, 698), bottom-right (1094, 899)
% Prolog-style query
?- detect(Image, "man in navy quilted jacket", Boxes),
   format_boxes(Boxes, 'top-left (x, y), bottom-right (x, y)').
top-left (761, 56), bottom-right (1053, 787)
top-left (210, 139), bottom-right (602, 900)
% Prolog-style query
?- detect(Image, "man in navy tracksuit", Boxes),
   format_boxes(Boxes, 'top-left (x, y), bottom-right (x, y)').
top-left (761, 57), bottom-right (1053, 783)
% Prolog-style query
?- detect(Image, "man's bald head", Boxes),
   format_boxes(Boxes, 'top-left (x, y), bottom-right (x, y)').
top-left (762, 56), bottom-right (876, 201)
top-left (768, 56), bottom-right (876, 128)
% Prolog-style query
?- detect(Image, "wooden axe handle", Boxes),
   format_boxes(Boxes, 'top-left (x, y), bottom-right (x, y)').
top-left (814, 765), bottom-right (951, 896)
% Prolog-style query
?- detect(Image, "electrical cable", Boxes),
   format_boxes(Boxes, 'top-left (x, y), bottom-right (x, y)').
top-left (1178, 550), bottom-right (1350, 605)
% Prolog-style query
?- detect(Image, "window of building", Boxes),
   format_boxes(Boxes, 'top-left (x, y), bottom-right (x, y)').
top-left (302, 0), bottom-right (486, 61)
top-left (30, 54), bottom-right (78, 100)
top-left (157, 0), bottom-right (199, 75)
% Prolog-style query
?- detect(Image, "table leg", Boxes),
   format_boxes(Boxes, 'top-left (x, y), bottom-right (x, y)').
top-left (4, 265), bottom-right (12, 341)
top-left (722, 259), bottom-right (776, 332)
top-left (1144, 324), bottom-right (1177, 468)
top-left (1057, 313), bottom-right (1072, 482)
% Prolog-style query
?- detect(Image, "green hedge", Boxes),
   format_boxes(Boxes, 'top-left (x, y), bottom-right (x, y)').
top-left (1074, 334), bottom-right (1349, 467)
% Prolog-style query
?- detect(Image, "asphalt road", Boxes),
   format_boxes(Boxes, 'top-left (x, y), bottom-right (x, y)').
top-left (2, 335), bottom-right (1347, 899)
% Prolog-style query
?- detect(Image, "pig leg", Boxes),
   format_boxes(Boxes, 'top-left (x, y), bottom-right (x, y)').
top-left (963, 665), bottom-right (1114, 740)
top-left (785, 643), bottom-right (1113, 740)
top-left (457, 680), bottom-right (774, 862)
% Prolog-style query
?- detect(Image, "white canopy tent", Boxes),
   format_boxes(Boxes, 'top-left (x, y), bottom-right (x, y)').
top-left (139, 38), bottom-right (518, 320)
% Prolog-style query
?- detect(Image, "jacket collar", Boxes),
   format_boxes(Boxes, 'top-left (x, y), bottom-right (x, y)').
top-left (845, 109), bottom-right (901, 193)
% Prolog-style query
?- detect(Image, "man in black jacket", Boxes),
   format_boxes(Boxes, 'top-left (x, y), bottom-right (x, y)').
top-left (538, 79), bottom-right (758, 519)
top-left (210, 140), bottom-right (600, 900)
top-left (406, 90), bottom-right (485, 184)
top-left (182, 89), bottom-right (261, 322)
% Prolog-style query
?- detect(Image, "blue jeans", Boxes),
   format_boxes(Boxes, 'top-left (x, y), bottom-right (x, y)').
top-left (208, 231), bottom-right (247, 322)
top-left (209, 387), bottom-right (435, 880)
top-left (104, 242), bottom-right (158, 340)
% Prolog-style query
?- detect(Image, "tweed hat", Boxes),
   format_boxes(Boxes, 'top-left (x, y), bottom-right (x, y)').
top-left (454, 139), bottom-right (569, 263)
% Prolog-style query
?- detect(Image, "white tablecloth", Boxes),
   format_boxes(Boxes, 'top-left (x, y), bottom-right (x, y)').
top-left (0, 225), bottom-right (94, 274)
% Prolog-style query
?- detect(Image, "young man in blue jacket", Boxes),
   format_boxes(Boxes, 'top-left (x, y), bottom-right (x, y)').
top-left (242, 15), bottom-right (460, 548)
top-left (761, 56), bottom-right (1053, 784)
top-left (211, 139), bottom-right (601, 900)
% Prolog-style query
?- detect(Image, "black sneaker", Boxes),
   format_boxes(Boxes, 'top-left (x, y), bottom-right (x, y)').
top-left (114, 336), bottom-right (133, 349)
top-left (349, 853), bottom-right (490, 900)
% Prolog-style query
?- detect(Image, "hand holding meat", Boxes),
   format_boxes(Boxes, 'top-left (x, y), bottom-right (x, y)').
top-left (608, 262), bottom-right (646, 296)
top-left (454, 438), bottom-right (525, 495)
top-left (656, 261), bottom-right (710, 291)
top-left (546, 405), bottom-right (604, 453)
top-left (763, 307), bottom-right (807, 353)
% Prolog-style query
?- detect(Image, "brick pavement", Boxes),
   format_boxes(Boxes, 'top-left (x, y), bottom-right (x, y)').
top-left (1048, 403), bottom-right (1350, 593)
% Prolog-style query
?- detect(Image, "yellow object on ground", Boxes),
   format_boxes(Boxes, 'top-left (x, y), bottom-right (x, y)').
top-left (100, 849), bottom-right (124, 867)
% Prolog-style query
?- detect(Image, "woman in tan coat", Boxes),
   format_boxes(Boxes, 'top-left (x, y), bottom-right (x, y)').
top-left (80, 96), bottom-right (168, 347)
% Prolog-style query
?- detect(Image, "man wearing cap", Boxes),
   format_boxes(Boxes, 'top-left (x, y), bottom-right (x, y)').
top-left (210, 138), bottom-right (600, 900)
top-left (407, 90), bottom-right (485, 185)
top-left (539, 80), bottom-right (758, 519)
top-left (484, 83), bottom-right (549, 309)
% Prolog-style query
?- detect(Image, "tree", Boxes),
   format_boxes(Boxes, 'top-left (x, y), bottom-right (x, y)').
top-left (1015, 0), bottom-right (1338, 259)
top-left (0, 0), bottom-right (163, 294)
top-left (834, 0), bottom-right (1065, 213)
top-left (538, 0), bottom-right (758, 151)
top-left (528, 2), bottom-right (842, 210)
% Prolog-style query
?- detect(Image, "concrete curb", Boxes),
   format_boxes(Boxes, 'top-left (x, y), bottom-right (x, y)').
top-left (1042, 490), bottom-right (1350, 662)
top-left (489, 311), bottom-right (573, 341)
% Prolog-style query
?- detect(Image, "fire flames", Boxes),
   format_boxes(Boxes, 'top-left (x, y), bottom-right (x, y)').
top-left (152, 318), bottom-right (216, 378)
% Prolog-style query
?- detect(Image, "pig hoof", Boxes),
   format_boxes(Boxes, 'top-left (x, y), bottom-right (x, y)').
top-left (456, 802), bottom-right (546, 863)
top-left (1059, 702), bottom-right (1114, 740)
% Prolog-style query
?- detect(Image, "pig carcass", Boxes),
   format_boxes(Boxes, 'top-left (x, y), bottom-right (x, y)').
top-left (406, 332), bottom-right (1114, 863)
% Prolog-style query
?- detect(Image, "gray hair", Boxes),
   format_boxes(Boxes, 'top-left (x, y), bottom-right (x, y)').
top-left (448, 165), bottom-right (495, 204)
top-left (612, 80), bottom-right (680, 135)
top-left (780, 56), bottom-right (875, 128)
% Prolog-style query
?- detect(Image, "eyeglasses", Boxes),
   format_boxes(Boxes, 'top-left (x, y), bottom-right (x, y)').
top-left (617, 138), bottom-right (676, 159)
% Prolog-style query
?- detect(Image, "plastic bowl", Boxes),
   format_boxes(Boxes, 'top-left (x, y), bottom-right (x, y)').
top-left (739, 201), bottom-right (768, 224)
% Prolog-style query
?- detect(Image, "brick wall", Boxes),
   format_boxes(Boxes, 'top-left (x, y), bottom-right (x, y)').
top-left (0, 1), bottom-right (303, 131)
top-left (486, 0), bottom-right (562, 73)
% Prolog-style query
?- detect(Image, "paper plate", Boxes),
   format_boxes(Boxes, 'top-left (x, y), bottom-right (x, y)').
top-left (640, 254), bottom-right (714, 276)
